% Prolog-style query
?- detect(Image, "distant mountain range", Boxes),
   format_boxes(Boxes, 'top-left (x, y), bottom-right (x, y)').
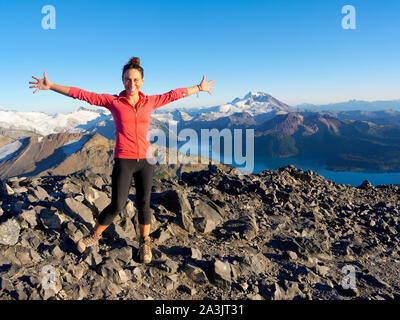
top-left (253, 112), bottom-right (400, 171)
top-left (1, 93), bottom-right (400, 178)
top-left (174, 94), bottom-right (400, 172)
top-left (295, 99), bottom-right (400, 112)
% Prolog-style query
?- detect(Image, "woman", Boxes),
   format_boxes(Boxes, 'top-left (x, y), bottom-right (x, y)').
top-left (29, 57), bottom-right (215, 263)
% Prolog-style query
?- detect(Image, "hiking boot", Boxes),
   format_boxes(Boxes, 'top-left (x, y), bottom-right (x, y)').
top-left (139, 236), bottom-right (152, 264)
top-left (77, 233), bottom-right (100, 253)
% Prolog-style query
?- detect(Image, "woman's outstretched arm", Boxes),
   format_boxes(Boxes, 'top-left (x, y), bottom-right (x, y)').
top-left (50, 83), bottom-right (70, 96)
top-left (29, 71), bottom-right (70, 96)
top-left (29, 71), bottom-right (114, 108)
top-left (152, 75), bottom-right (215, 110)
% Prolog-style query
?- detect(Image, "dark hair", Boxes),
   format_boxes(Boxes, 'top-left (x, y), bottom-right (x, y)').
top-left (122, 57), bottom-right (144, 79)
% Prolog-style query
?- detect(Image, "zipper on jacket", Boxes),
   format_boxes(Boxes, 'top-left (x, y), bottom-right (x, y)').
top-left (135, 105), bottom-right (139, 158)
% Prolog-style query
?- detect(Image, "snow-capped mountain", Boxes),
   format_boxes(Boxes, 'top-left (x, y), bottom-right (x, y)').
top-left (0, 106), bottom-right (189, 142)
top-left (0, 107), bottom-right (106, 136)
top-left (151, 109), bottom-right (193, 126)
top-left (187, 91), bottom-right (294, 123)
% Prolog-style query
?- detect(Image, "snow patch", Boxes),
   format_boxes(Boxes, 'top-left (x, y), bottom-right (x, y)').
top-left (0, 140), bottom-right (23, 161)
top-left (61, 135), bottom-right (91, 157)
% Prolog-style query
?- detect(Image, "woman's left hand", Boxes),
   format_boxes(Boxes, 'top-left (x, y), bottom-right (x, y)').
top-left (199, 75), bottom-right (215, 95)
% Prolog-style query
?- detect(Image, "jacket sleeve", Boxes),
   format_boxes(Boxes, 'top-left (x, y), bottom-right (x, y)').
top-left (69, 87), bottom-right (115, 108)
top-left (150, 88), bottom-right (189, 110)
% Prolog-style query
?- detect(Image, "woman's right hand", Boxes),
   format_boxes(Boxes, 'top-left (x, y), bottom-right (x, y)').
top-left (29, 71), bottom-right (52, 93)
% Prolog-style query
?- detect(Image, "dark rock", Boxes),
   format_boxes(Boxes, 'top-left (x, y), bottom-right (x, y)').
top-left (97, 259), bottom-right (129, 284)
top-left (63, 221), bottom-right (84, 243)
top-left (283, 251), bottom-right (298, 261)
top-left (314, 264), bottom-right (330, 277)
top-left (160, 258), bottom-right (179, 274)
top-left (0, 179), bottom-right (14, 197)
top-left (153, 190), bottom-right (194, 232)
top-left (240, 253), bottom-right (265, 276)
top-left (151, 248), bottom-right (167, 261)
top-left (61, 181), bottom-right (82, 194)
top-left (131, 267), bottom-right (142, 282)
top-left (113, 216), bottom-right (137, 240)
top-left (29, 186), bottom-right (50, 201)
top-left (39, 208), bottom-right (62, 230)
top-left (82, 182), bottom-right (109, 214)
top-left (0, 277), bottom-right (14, 293)
top-left (14, 282), bottom-right (28, 300)
top-left (67, 264), bottom-right (86, 280)
top-left (282, 280), bottom-right (305, 299)
top-left (19, 230), bottom-right (41, 250)
top-left (0, 164), bottom-right (399, 300)
top-left (191, 199), bottom-right (223, 233)
top-left (358, 180), bottom-right (373, 190)
top-left (10, 201), bottom-right (25, 216)
top-left (16, 209), bottom-right (38, 229)
top-left (269, 281), bottom-right (305, 300)
top-left (63, 197), bottom-right (95, 227)
top-left (177, 284), bottom-right (196, 295)
top-left (337, 286), bottom-right (359, 297)
top-left (184, 263), bottom-right (208, 284)
top-left (271, 283), bottom-right (286, 300)
top-left (360, 273), bottom-right (390, 289)
top-left (15, 246), bottom-right (41, 266)
top-left (83, 247), bottom-right (103, 267)
top-left (152, 227), bottom-right (171, 243)
top-left (164, 279), bottom-right (175, 291)
top-left (223, 209), bottom-right (258, 240)
top-left (108, 246), bottom-right (132, 265)
top-left (49, 245), bottom-right (64, 259)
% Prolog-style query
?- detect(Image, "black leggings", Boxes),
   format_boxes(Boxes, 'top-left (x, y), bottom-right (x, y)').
top-left (97, 158), bottom-right (155, 226)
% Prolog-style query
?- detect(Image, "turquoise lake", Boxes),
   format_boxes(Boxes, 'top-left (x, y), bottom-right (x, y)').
top-left (173, 141), bottom-right (400, 187)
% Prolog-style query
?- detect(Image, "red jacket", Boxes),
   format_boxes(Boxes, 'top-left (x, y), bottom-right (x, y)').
top-left (69, 86), bottom-right (189, 159)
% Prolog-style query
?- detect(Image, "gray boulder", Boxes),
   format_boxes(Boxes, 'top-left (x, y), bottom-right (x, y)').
top-left (39, 208), bottom-right (62, 230)
top-left (184, 263), bottom-right (208, 284)
top-left (16, 209), bottom-right (38, 229)
top-left (108, 246), bottom-right (133, 265)
top-left (212, 259), bottom-right (231, 290)
top-left (153, 190), bottom-right (194, 233)
top-left (82, 182), bottom-right (109, 214)
top-left (64, 197), bottom-right (95, 227)
top-left (0, 179), bottom-right (14, 196)
top-left (191, 199), bottom-right (223, 233)
top-left (97, 259), bottom-right (129, 284)
top-left (29, 186), bottom-right (50, 201)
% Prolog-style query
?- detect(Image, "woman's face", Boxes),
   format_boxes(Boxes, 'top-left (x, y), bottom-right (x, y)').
top-left (122, 68), bottom-right (144, 96)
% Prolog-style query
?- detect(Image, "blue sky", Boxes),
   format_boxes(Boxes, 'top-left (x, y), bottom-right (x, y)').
top-left (1, 0), bottom-right (399, 113)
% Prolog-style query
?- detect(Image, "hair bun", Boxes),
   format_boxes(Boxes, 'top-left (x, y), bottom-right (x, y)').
top-left (128, 57), bottom-right (140, 66)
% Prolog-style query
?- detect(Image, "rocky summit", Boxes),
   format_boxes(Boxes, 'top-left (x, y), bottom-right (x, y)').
top-left (0, 165), bottom-right (399, 300)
